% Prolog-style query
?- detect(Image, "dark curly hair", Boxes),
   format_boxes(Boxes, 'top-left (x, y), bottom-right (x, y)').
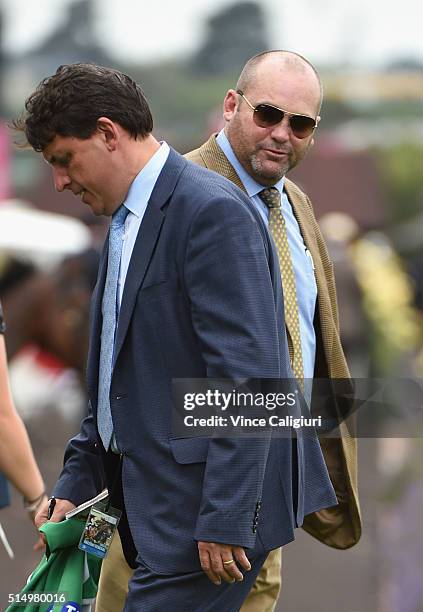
top-left (13, 63), bottom-right (153, 151)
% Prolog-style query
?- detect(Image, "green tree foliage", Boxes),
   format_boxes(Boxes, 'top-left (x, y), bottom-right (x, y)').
top-left (190, 2), bottom-right (269, 75)
top-left (123, 61), bottom-right (238, 150)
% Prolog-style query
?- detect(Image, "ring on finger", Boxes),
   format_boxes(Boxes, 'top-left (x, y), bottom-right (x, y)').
top-left (223, 559), bottom-right (235, 566)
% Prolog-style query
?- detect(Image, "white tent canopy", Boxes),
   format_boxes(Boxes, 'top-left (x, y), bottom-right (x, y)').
top-left (0, 199), bottom-right (91, 268)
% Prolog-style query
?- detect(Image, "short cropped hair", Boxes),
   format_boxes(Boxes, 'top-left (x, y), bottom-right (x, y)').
top-left (13, 63), bottom-right (153, 151)
top-left (237, 50), bottom-right (323, 112)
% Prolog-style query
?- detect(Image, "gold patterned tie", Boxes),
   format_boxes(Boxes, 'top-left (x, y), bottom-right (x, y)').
top-left (259, 187), bottom-right (304, 381)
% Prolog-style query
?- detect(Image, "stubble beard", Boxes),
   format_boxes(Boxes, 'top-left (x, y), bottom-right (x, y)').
top-left (249, 151), bottom-right (293, 186)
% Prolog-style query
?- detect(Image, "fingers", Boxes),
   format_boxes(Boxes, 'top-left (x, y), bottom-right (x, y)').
top-left (209, 546), bottom-right (240, 583)
top-left (233, 546), bottom-right (251, 572)
top-left (50, 498), bottom-right (76, 523)
top-left (198, 544), bottom-right (221, 585)
top-left (34, 498), bottom-right (50, 530)
top-left (33, 498), bottom-right (76, 552)
top-left (35, 497), bottom-right (76, 530)
top-left (198, 542), bottom-right (247, 585)
top-left (27, 494), bottom-right (49, 525)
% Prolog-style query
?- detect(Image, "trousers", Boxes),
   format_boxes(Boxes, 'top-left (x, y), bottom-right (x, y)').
top-left (96, 534), bottom-right (281, 612)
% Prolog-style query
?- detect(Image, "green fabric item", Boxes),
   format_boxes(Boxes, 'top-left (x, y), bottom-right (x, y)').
top-left (6, 519), bottom-right (102, 612)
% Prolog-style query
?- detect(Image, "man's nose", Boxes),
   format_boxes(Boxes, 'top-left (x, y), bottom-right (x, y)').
top-left (269, 117), bottom-right (292, 142)
top-left (52, 167), bottom-right (71, 192)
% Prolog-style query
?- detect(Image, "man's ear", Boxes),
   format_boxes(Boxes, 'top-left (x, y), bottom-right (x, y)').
top-left (223, 89), bottom-right (238, 122)
top-left (96, 117), bottom-right (118, 151)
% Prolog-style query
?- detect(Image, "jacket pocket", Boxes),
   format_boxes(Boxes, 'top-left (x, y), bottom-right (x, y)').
top-left (169, 437), bottom-right (209, 464)
top-left (137, 279), bottom-right (168, 302)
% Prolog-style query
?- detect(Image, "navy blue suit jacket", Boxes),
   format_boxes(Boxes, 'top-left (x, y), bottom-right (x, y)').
top-left (53, 149), bottom-right (336, 574)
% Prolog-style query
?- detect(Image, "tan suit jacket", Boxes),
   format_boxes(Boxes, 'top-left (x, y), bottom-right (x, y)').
top-left (185, 135), bottom-right (361, 549)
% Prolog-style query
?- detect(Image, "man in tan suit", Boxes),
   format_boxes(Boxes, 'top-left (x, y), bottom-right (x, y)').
top-left (96, 50), bottom-right (361, 612)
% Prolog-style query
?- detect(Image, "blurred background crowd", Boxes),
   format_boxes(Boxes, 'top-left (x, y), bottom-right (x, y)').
top-left (0, 1), bottom-right (423, 610)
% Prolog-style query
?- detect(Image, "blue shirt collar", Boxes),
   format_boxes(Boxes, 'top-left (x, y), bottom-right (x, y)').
top-left (123, 141), bottom-right (170, 218)
top-left (216, 130), bottom-right (285, 197)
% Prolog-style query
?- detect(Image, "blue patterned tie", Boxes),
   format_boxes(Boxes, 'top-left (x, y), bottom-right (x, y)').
top-left (97, 204), bottom-right (129, 450)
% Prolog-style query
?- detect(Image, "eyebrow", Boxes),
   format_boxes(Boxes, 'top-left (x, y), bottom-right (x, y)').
top-left (44, 153), bottom-right (71, 166)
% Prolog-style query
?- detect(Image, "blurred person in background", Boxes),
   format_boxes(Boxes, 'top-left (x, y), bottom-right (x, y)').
top-left (97, 50), bottom-right (361, 612)
top-left (318, 213), bottom-right (370, 378)
top-left (0, 254), bottom-right (93, 428)
top-left (0, 300), bottom-right (46, 549)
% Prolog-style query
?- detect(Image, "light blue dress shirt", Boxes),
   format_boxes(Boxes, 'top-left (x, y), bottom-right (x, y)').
top-left (216, 131), bottom-right (317, 383)
top-left (118, 142), bottom-right (170, 306)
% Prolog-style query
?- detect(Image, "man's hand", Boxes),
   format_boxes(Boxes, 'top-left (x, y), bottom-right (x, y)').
top-left (33, 497), bottom-right (76, 550)
top-left (35, 497), bottom-right (76, 528)
top-left (198, 541), bottom-right (251, 585)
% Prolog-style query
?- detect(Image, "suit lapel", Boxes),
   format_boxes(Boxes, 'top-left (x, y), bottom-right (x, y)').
top-left (113, 148), bottom-right (187, 366)
top-left (196, 135), bottom-right (247, 193)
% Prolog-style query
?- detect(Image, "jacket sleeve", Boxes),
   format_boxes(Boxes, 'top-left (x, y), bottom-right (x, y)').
top-left (183, 193), bottom-right (283, 547)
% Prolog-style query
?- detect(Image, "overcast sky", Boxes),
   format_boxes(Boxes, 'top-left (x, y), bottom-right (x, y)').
top-left (1, 0), bottom-right (423, 68)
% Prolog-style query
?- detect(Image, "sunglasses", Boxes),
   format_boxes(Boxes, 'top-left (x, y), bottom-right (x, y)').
top-left (236, 90), bottom-right (317, 139)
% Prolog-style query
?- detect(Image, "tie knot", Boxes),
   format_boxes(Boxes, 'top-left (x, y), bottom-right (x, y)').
top-left (259, 188), bottom-right (281, 209)
top-left (111, 204), bottom-right (129, 228)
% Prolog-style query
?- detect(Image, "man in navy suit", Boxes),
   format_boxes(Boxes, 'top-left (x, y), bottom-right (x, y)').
top-left (16, 63), bottom-right (336, 610)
